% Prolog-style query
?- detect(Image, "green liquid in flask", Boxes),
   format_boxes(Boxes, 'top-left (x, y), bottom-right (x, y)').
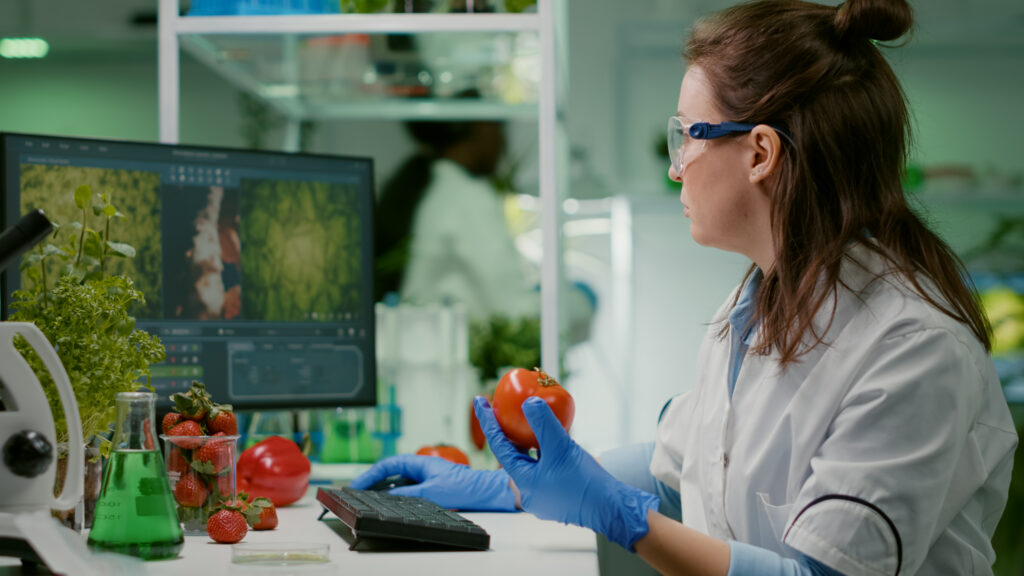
top-left (87, 449), bottom-right (184, 560)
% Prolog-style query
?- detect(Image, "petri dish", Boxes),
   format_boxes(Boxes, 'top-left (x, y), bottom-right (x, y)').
top-left (231, 542), bottom-right (331, 566)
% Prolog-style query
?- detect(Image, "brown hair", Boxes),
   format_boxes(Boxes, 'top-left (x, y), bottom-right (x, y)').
top-left (686, 0), bottom-right (991, 363)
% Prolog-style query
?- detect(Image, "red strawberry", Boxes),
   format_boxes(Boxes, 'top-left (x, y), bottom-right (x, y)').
top-left (207, 407), bottom-right (238, 436)
top-left (161, 412), bottom-right (182, 435)
top-left (194, 440), bottom-right (232, 474)
top-left (143, 419), bottom-right (155, 450)
top-left (166, 447), bottom-right (190, 477)
top-left (233, 495), bottom-right (275, 530)
top-left (173, 472), bottom-right (208, 508)
top-left (166, 420), bottom-right (204, 448)
top-left (207, 509), bottom-right (248, 544)
top-left (216, 474), bottom-right (235, 498)
top-left (252, 502), bottom-right (278, 530)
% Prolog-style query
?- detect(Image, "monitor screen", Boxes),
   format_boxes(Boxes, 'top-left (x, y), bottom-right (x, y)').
top-left (1, 132), bottom-right (376, 410)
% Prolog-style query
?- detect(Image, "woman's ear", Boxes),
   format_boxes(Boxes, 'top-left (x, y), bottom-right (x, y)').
top-left (748, 125), bottom-right (782, 185)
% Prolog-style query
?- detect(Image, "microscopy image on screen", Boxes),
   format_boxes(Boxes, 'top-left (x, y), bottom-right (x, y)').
top-left (239, 179), bottom-right (362, 322)
top-left (18, 164), bottom-right (163, 318)
top-left (163, 185), bottom-right (242, 320)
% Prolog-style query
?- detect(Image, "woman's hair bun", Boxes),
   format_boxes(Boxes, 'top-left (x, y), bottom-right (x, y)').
top-left (834, 0), bottom-right (913, 42)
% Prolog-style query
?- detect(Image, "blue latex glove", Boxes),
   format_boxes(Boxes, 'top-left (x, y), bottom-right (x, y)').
top-left (474, 395), bottom-right (660, 551)
top-left (349, 454), bottom-right (517, 512)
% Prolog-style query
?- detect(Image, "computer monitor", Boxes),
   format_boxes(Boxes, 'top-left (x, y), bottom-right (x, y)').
top-left (1, 132), bottom-right (376, 410)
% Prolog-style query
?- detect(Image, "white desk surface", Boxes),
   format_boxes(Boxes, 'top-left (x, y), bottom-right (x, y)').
top-left (2, 487), bottom-right (599, 576)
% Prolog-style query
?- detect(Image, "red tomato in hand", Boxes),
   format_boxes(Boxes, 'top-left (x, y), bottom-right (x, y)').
top-left (492, 367), bottom-right (574, 450)
top-left (416, 444), bottom-right (470, 466)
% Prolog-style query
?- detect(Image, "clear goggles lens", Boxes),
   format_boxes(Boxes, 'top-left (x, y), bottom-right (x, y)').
top-left (667, 116), bottom-right (696, 175)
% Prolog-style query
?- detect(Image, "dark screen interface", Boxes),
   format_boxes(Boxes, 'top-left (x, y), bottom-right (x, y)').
top-left (1, 133), bottom-right (376, 409)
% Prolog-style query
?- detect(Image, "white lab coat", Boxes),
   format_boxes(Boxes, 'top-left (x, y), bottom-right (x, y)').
top-left (401, 158), bottom-right (537, 320)
top-left (650, 243), bottom-right (1017, 575)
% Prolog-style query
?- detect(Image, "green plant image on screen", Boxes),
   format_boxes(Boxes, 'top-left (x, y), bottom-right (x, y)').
top-left (239, 179), bottom-right (361, 322)
top-left (19, 165), bottom-right (163, 318)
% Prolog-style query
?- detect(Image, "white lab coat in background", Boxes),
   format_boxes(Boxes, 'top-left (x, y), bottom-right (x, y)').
top-left (402, 158), bottom-right (537, 320)
top-left (651, 243), bottom-right (1017, 575)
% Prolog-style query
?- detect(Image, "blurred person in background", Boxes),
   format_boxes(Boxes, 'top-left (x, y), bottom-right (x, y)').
top-left (374, 115), bottom-right (536, 321)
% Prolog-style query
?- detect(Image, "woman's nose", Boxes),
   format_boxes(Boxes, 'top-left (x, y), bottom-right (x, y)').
top-left (668, 162), bottom-right (682, 183)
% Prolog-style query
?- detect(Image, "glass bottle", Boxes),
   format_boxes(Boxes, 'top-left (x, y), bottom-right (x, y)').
top-left (87, 392), bottom-right (184, 560)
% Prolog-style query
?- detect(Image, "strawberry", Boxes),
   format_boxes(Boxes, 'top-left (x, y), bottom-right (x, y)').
top-left (166, 447), bottom-right (190, 477)
top-left (173, 472), bottom-right (208, 508)
top-left (207, 509), bottom-right (248, 544)
top-left (252, 502), bottom-right (278, 530)
top-left (216, 473), bottom-right (235, 498)
top-left (194, 440), bottom-right (232, 474)
top-left (143, 419), bottom-right (155, 450)
top-left (170, 381), bottom-right (213, 422)
top-left (231, 494), bottom-right (276, 530)
top-left (166, 420), bottom-right (204, 448)
top-left (161, 412), bottom-right (182, 435)
top-left (207, 406), bottom-right (238, 436)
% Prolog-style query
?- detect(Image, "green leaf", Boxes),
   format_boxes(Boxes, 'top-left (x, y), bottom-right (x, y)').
top-left (102, 204), bottom-right (117, 218)
top-left (105, 241), bottom-right (136, 258)
top-left (83, 231), bottom-right (104, 259)
top-left (189, 459), bottom-right (217, 476)
top-left (42, 244), bottom-right (67, 258)
top-left (74, 185), bottom-right (92, 210)
top-left (79, 255), bottom-right (100, 270)
top-left (60, 262), bottom-right (82, 280)
top-left (92, 206), bottom-right (104, 217)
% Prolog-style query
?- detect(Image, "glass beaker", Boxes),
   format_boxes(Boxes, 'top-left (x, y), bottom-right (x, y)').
top-left (161, 432), bottom-right (239, 534)
top-left (87, 392), bottom-right (184, 560)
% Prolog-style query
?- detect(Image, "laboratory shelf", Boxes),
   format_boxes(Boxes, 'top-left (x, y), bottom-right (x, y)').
top-left (179, 30), bottom-right (540, 121)
top-left (175, 12), bottom-right (541, 34)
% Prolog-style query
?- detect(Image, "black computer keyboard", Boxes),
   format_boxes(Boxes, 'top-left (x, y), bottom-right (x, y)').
top-left (316, 486), bottom-right (490, 551)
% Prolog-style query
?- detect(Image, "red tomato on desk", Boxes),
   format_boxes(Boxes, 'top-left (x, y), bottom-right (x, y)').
top-left (492, 367), bottom-right (574, 451)
top-left (416, 444), bottom-right (470, 466)
top-left (470, 393), bottom-right (492, 450)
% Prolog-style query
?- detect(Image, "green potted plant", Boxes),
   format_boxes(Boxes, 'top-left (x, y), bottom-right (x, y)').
top-left (8, 185), bottom-right (165, 529)
top-left (468, 315), bottom-right (542, 384)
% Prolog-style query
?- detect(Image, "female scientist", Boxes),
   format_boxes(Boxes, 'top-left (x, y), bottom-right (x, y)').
top-left (354, 1), bottom-right (1018, 574)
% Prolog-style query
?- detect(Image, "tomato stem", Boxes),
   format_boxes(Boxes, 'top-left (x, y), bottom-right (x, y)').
top-left (533, 367), bottom-right (560, 387)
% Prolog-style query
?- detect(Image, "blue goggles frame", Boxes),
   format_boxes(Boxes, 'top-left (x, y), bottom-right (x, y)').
top-left (687, 121), bottom-right (758, 140)
top-left (668, 116), bottom-right (790, 175)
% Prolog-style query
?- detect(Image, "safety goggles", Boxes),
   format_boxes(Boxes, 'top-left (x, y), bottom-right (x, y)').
top-left (667, 116), bottom-right (760, 175)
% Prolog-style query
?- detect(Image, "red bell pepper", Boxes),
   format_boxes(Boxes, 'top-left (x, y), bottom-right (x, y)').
top-left (236, 436), bottom-right (310, 507)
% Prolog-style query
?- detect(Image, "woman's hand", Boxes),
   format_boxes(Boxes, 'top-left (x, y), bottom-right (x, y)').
top-left (474, 396), bottom-right (660, 550)
top-left (350, 454), bottom-right (517, 512)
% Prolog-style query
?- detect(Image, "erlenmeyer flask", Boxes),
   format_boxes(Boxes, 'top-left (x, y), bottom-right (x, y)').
top-left (87, 392), bottom-right (184, 560)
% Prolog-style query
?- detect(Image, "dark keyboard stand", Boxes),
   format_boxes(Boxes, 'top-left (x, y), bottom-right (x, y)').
top-left (316, 487), bottom-right (490, 551)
